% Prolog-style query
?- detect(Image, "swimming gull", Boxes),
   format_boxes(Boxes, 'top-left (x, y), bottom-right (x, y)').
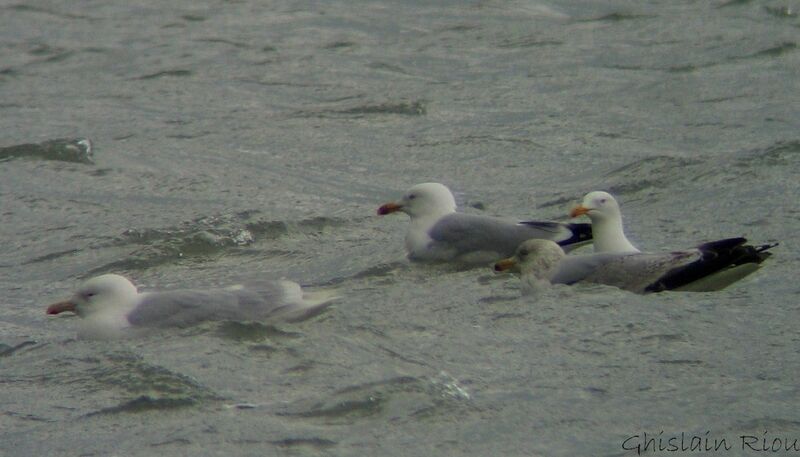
top-left (570, 191), bottom-right (640, 253)
top-left (377, 182), bottom-right (592, 265)
top-left (494, 238), bottom-right (776, 294)
top-left (46, 274), bottom-right (337, 339)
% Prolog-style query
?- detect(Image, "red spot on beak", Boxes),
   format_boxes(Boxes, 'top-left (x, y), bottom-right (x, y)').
top-left (377, 202), bottom-right (402, 215)
top-left (569, 205), bottom-right (590, 218)
top-left (494, 258), bottom-right (516, 272)
top-left (46, 300), bottom-right (77, 315)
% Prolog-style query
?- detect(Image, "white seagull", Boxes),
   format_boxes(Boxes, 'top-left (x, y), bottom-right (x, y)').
top-left (569, 191), bottom-right (640, 253)
top-left (494, 238), bottom-right (776, 294)
top-left (46, 274), bottom-right (337, 339)
top-left (377, 182), bottom-right (592, 265)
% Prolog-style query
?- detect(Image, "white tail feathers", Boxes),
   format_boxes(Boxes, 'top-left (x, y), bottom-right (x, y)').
top-left (276, 282), bottom-right (340, 322)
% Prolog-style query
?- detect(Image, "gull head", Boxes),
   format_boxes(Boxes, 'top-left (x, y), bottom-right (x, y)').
top-left (494, 239), bottom-right (566, 293)
top-left (569, 191), bottom-right (622, 222)
top-left (46, 274), bottom-right (139, 318)
top-left (377, 182), bottom-right (457, 219)
top-left (495, 239), bottom-right (566, 276)
top-left (569, 191), bottom-right (639, 253)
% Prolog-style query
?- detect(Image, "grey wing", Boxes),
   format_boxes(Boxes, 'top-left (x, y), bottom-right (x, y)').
top-left (429, 213), bottom-right (570, 257)
top-left (127, 289), bottom-right (253, 327)
top-left (580, 251), bottom-right (701, 293)
top-left (233, 282), bottom-right (295, 319)
top-left (128, 284), bottom-right (297, 328)
top-left (551, 253), bottom-right (620, 284)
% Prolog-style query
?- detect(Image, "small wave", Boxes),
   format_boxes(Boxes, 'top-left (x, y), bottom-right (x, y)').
top-left (737, 42), bottom-right (797, 60)
top-left (346, 261), bottom-right (408, 281)
top-left (324, 41), bottom-right (356, 50)
top-left (134, 69), bottom-right (193, 80)
top-left (408, 134), bottom-right (539, 148)
top-left (655, 359), bottom-right (706, 366)
top-left (276, 377), bottom-right (416, 422)
top-left (602, 155), bottom-right (702, 195)
top-left (270, 437), bottom-right (337, 449)
top-left (86, 352), bottom-right (217, 396)
top-left (342, 101), bottom-right (426, 115)
top-left (216, 322), bottom-right (303, 342)
top-left (5, 4), bottom-right (93, 20)
top-left (764, 6), bottom-right (797, 18)
top-left (639, 333), bottom-right (686, 343)
top-left (194, 37), bottom-right (249, 49)
top-left (736, 417), bottom-right (800, 431)
top-left (541, 155), bottom-right (703, 206)
top-left (717, 0), bottom-right (750, 7)
top-left (279, 373), bottom-right (473, 424)
top-left (23, 249), bottom-right (81, 265)
top-left (496, 37), bottom-right (562, 49)
top-left (578, 12), bottom-right (655, 23)
top-left (737, 141), bottom-right (800, 167)
top-left (75, 213), bottom-right (350, 274)
top-left (7, 348), bottom-right (218, 419)
top-left (666, 63), bottom-right (714, 73)
top-left (294, 100), bottom-right (427, 119)
top-left (0, 340), bottom-right (38, 357)
top-left (279, 395), bottom-right (385, 422)
top-left (367, 62), bottom-right (414, 76)
top-left (85, 396), bottom-right (198, 416)
top-left (26, 43), bottom-right (74, 63)
top-left (665, 43), bottom-right (796, 73)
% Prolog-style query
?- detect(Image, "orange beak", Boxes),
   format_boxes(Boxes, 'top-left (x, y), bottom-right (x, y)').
top-left (377, 202), bottom-right (403, 215)
top-left (46, 300), bottom-right (77, 315)
top-left (569, 205), bottom-right (590, 218)
top-left (493, 258), bottom-right (517, 272)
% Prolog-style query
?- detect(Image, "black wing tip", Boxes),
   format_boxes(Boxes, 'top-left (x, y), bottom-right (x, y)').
top-left (698, 237), bottom-right (778, 265)
top-left (646, 237), bottom-right (777, 293)
top-left (519, 221), bottom-right (592, 248)
top-left (755, 241), bottom-right (779, 253)
top-left (736, 241), bottom-right (778, 264)
top-left (516, 221), bottom-right (592, 246)
top-left (557, 222), bottom-right (593, 246)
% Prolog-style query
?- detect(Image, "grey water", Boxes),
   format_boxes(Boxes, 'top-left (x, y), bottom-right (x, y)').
top-left (1, 0), bottom-right (798, 455)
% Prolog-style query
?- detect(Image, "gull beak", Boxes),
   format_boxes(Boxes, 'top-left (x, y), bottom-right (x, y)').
top-left (377, 202), bottom-right (403, 215)
top-left (569, 205), bottom-right (590, 218)
top-left (46, 300), bottom-right (77, 315)
top-left (494, 257), bottom-right (517, 272)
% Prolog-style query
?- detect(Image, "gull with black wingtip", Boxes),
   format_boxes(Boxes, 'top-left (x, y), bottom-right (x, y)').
top-left (378, 182), bottom-right (592, 266)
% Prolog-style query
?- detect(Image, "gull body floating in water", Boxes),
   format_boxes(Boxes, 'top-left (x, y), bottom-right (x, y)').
top-left (495, 238), bottom-right (776, 294)
top-left (378, 182), bottom-right (592, 265)
top-left (46, 274), bottom-right (337, 339)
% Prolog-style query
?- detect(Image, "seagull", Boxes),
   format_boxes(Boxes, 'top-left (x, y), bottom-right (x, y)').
top-left (377, 182), bottom-right (592, 265)
top-left (46, 274), bottom-right (337, 339)
top-left (569, 191), bottom-right (640, 253)
top-left (494, 238), bottom-right (777, 294)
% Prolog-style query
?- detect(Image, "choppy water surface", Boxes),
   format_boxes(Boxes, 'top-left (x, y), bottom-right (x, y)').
top-left (1, 1), bottom-right (798, 455)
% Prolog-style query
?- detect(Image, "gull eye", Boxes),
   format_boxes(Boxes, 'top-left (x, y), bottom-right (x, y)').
top-left (518, 249), bottom-right (528, 257)
top-left (599, 198), bottom-right (607, 204)
top-left (407, 194), bottom-right (416, 200)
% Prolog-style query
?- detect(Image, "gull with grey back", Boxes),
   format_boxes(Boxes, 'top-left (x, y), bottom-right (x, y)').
top-left (495, 238), bottom-right (776, 294)
top-left (378, 182), bottom-right (592, 266)
top-left (46, 274), bottom-right (337, 339)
